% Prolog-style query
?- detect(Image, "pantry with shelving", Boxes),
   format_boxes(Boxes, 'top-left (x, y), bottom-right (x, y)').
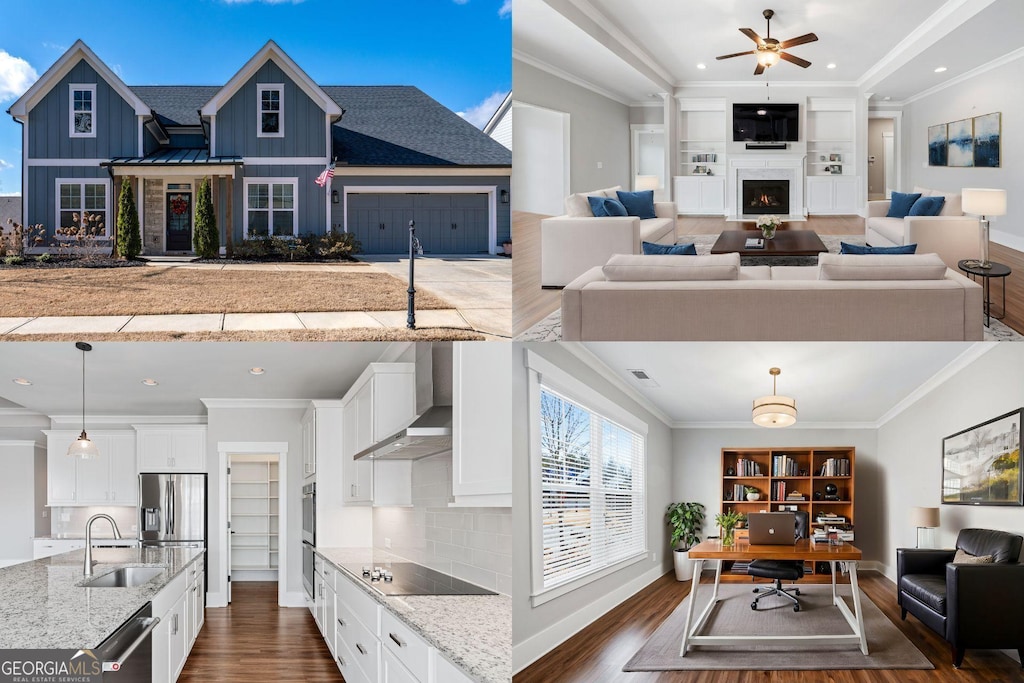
top-left (229, 454), bottom-right (280, 581)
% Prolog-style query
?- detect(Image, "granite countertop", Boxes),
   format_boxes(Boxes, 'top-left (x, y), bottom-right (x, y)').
top-left (34, 536), bottom-right (138, 543)
top-left (316, 547), bottom-right (511, 683)
top-left (0, 547), bottom-right (204, 649)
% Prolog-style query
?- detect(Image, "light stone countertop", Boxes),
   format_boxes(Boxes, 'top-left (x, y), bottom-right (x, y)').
top-left (316, 547), bottom-right (511, 683)
top-left (0, 547), bottom-right (204, 649)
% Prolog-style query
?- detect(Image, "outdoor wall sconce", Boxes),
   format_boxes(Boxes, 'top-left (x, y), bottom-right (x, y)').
top-left (500, 189), bottom-right (509, 204)
top-left (332, 190), bottom-right (340, 204)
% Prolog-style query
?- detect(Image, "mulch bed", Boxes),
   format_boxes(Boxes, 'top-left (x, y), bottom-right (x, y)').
top-left (0, 257), bottom-right (147, 269)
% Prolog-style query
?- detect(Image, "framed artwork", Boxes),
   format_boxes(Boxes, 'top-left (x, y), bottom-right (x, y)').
top-left (928, 124), bottom-right (947, 166)
top-left (829, 153), bottom-right (842, 162)
top-left (973, 112), bottom-right (1001, 167)
top-left (942, 407), bottom-right (1023, 506)
top-left (947, 118), bottom-right (974, 167)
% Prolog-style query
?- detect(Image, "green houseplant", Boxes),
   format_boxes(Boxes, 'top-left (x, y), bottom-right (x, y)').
top-left (715, 509), bottom-right (744, 547)
top-left (744, 486), bottom-right (761, 501)
top-left (666, 502), bottom-right (705, 581)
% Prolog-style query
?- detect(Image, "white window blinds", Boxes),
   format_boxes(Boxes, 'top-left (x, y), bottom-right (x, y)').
top-left (540, 385), bottom-right (646, 590)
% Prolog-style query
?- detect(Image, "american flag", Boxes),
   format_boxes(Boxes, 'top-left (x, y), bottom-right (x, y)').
top-left (315, 162), bottom-right (335, 188)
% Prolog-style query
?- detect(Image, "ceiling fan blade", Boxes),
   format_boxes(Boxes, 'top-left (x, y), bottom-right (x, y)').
top-left (739, 28), bottom-right (764, 45)
top-left (754, 62), bottom-right (766, 76)
top-left (779, 52), bottom-right (812, 68)
top-left (716, 50), bottom-right (758, 60)
top-left (779, 33), bottom-right (819, 49)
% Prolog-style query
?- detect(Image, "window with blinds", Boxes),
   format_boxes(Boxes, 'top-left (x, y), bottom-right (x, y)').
top-left (540, 385), bottom-right (646, 590)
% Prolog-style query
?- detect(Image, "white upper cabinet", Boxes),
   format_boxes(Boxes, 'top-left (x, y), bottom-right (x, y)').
top-left (136, 426), bottom-right (207, 472)
top-left (452, 343), bottom-right (513, 507)
top-left (340, 399), bottom-right (373, 504)
top-left (45, 430), bottom-right (137, 506)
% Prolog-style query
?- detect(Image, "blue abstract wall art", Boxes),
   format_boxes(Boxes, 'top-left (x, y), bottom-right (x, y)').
top-left (928, 124), bottom-right (947, 166)
top-left (973, 112), bottom-right (1001, 167)
top-left (947, 118), bottom-right (973, 167)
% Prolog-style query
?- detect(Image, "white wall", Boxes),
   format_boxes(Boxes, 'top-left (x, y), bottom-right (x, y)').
top-left (903, 53), bottom-right (1024, 251)
top-left (512, 343), bottom-right (674, 672)
top-left (877, 343), bottom-right (1024, 578)
top-left (0, 441), bottom-right (45, 564)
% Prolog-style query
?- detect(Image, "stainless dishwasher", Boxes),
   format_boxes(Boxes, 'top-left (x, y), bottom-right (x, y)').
top-left (95, 602), bottom-right (159, 681)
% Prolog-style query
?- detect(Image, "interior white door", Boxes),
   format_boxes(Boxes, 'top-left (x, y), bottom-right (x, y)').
top-left (512, 103), bottom-right (569, 215)
top-left (883, 132), bottom-right (895, 199)
top-left (225, 462), bottom-right (232, 604)
top-left (632, 125), bottom-right (665, 199)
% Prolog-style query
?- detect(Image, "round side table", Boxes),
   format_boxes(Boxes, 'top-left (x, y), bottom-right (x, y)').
top-left (958, 260), bottom-right (1011, 328)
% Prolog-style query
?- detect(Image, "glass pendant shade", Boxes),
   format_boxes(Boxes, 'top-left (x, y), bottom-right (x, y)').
top-left (68, 431), bottom-right (100, 459)
top-left (758, 51), bottom-right (780, 67)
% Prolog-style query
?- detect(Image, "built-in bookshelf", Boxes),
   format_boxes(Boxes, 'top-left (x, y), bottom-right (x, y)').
top-left (230, 457), bottom-right (279, 580)
top-left (720, 446), bottom-right (856, 581)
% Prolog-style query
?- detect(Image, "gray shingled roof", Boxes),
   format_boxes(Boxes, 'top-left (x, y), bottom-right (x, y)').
top-left (130, 86), bottom-right (220, 127)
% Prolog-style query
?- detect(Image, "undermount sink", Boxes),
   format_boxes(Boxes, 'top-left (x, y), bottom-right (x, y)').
top-left (82, 566), bottom-right (165, 588)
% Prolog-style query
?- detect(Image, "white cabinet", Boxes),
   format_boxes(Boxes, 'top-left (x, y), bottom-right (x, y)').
top-left (302, 410), bottom-right (316, 479)
top-left (151, 556), bottom-right (204, 683)
top-left (45, 430), bottom-right (137, 506)
top-left (806, 176), bottom-right (859, 215)
top-left (167, 590), bottom-right (188, 682)
top-left (674, 176), bottom-right (725, 215)
top-left (136, 426), bottom-right (207, 472)
top-left (382, 648), bottom-right (419, 683)
top-left (33, 539), bottom-right (86, 558)
top-left (341, 399), bottom-right (373, 503)
top-left (434, 652), bottom-right (475, 683)
top-left (452, 343), bottom-right (513, 507)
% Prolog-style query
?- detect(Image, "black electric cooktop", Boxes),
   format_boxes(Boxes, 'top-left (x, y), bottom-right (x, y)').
top-left (344, 562), bottom-right (497, 596)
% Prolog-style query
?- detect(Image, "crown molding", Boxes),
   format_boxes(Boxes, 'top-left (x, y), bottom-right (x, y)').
top-left (200, 398), bottom-right (311, 410)
top-left (673, 421), bottom-right (879, 430)
top-left (49, 414), bottom-right (207, 425)
top-left (902, 46), bottom-right (1024, 105)
top-left (675, 80), bottom-right (858, 92)
top-left (515, 50), bottom-right (632, 105)
top-left (0, 440), bottom-right (44, 447)
top-left (0, 407), bottom-right (45, 417)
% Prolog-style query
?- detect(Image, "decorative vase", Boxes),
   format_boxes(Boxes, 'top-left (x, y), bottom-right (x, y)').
top-left (721, 529), bottom-right (734, 546)
top-left (760, 225), bottom-right (776, 240)
top-left (673, 549), bottom-right (694, 581)
top-left (746, 493), bottom-right (760, 501)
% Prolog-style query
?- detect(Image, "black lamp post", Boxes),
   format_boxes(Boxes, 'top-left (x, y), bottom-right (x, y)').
top-left (407, 220), bottom-right (421, 329)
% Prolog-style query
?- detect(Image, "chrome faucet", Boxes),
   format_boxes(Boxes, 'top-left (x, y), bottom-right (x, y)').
top-left (84, 514), bottom-right (122, 576)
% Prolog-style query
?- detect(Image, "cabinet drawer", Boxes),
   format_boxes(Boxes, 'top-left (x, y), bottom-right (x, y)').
top-left (381, 609), bottom-right (430, 681)
top-left (337, 602), bottom-right (380, 682)
top-left (336, 571), bottom-right (380, 635)
top-left (314, 553), bottom-right (324, 577)
top-left (434, 651), bottom-right (475, 683)
top-left (381, 647), bottom-right (419, 683)
top-left (333, 635), bottom-right (369, 683)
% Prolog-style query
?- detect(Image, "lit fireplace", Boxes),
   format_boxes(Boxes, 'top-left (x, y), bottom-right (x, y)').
top-left (742, 180), bottom-right (790, 215)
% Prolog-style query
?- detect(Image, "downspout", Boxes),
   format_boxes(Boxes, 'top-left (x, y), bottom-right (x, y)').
top-left (9, 114), bottom-right (26, 229)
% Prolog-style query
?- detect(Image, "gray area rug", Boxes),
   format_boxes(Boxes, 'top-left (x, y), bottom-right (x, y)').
top-left (516, 234), bottom-right (1024, 342)
top-left (623, 583), bottom-right (934, 671)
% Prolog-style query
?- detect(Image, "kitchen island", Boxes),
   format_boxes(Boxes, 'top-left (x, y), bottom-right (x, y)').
top-left (317, 547), bottom-right (512, 683)
top-left (0, 546), bottom-right (203, 649)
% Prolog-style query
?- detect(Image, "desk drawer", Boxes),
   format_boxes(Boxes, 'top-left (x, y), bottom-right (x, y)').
top-left (733, 529), bottom-right (749, 544)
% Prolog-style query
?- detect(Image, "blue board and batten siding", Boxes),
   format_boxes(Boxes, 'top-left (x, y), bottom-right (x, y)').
top-left (25, 166), bottom-right (109, 235)
top-left (232, 165), bottom-right (327, 242)
top-left (28, 59), bottom-right (137, 159)
top-left (216, 60), bottom-right (327, 158)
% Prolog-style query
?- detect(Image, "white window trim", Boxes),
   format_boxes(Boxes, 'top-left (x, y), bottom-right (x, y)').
top-left (54, 177), bottom-right (112, 239)
top-left (256, 83), bottom-right (284, 139)
top-left (243, 177), bottom-right (298, 238)
top-left (525, 349), bottom-right (649, 607)
top-left (68, 83), bottom-right (97, 138)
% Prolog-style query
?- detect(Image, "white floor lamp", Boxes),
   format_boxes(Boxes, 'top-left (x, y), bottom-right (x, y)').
top-left (911, 507), bottom-right (940, 548)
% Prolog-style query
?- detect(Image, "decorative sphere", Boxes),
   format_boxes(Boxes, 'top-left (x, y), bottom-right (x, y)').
top-left (824, 483), bottom-right (838, 496)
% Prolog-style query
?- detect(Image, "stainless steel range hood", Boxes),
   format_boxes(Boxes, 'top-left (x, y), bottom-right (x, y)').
top-left (353, 343), bottom-right (452, 461)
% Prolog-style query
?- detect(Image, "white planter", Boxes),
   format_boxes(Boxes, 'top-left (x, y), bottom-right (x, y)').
top-left (673, 549), bottom-right (694, 581)
top-left (746, 493), bottom-right (760, 501)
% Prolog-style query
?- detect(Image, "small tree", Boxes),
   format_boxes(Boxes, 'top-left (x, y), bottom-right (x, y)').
top-left (193, 177), bottom-right (219, 258)
top-left (115, 178), bottom-right (142, 259)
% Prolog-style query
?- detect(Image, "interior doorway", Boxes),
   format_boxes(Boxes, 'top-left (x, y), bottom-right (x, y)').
top-left (868, 114), bottom-right (900, 201)
top-left (513, 103), bottom-right (570, 216)
top-left (631, 125), bottom-right (666, 201)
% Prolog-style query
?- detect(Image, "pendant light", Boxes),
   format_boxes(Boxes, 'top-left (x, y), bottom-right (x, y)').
top-left (752, 367), bottom-right (797, 428)
top-left (68, 341), bottom-right (99, 459)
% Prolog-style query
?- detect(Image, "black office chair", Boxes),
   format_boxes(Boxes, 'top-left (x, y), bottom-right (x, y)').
top-left (748, 510), bottom-right (809, 612)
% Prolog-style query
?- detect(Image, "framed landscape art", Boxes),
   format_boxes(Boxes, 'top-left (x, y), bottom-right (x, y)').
top-left (942, 408), bottom-right (1023, 506)
top-left (928, 124), bottom-right (947, 166)
top-left (946, 118), bottom-right (974, 167)
top-left (928, 113), bottom-right (1002, 168)
top-left (973, 112), bottom-right (1001, 167)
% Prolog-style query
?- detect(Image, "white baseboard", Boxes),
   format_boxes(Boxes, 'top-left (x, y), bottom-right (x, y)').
top-left (991, 229), bottom-right (1024, 255)
top-left (512, 565), bottom-right (667, 674)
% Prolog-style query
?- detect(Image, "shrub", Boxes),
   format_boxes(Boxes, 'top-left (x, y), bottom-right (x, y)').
top-left (3, 255), bottom-right (24, 265)
top-left (115, 178), bottom-right (142, 259)
top-left (299, 231), bottom-right (360, 260)
top-left (55, 212), bottom-right (108, 259)
top-left (1, 218), bottom-right (27, 257)
top-left (193, 177), bottom-right (219, 258)
top-left (234, 235), bottom-right (293, 260)
top-left (36, 253), bottom-right (51, 263)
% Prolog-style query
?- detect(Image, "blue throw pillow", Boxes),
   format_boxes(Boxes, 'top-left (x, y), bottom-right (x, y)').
top-left (908, 195), bottom-right (945, 216)
top-left (886, 192), bottom-right (922, 218)
top-left (840, 242), bottom-right (918, 255)
top-left (616, 190), bottom-right (657, 219)
top-left (642, 241), bottom-right (697, 255)
top-left (587, 195), bottom-right (628, 217)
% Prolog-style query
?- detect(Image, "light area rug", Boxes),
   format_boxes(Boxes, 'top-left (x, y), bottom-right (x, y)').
top-left (623, 583), bottom-right (934, 671)
top-left (516, 234), bottom-right (1024, 342)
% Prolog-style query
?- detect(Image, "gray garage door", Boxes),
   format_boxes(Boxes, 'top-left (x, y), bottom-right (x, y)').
top-left (347, 193), bottom-right (489, 254)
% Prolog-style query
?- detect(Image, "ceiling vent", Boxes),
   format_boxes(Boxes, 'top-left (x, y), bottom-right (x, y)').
top-left (628, 369), bottom-right (660, 388)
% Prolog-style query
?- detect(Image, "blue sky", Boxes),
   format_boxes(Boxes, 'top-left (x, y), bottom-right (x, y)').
top-left (0, 0), bottom-right (511, 195)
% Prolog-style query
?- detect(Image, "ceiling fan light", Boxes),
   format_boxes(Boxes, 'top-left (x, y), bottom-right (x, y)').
top-left (68, 431), bottom-right (100, 459)
top-left (758, 51), bottom-right (779, 67)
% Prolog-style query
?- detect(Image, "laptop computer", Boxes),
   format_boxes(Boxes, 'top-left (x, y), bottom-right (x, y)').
top-left (748, 512), bottom-right (797, 545)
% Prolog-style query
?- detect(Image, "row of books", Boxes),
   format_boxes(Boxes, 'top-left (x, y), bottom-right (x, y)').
top-left (816, 513), bottom-right (847, 524)
top-left (812, 527), bottom-right (855, 544)
top-left (729, 483), bottom-right (748, 502)
top-left (772, 454), bottom-right (802, 477)
top-left (690, 153), bottom-right (717, 162)
top-left (734, 458), bottom-right (765, 477)
top-left (819, 458), bottom-right (851, 476)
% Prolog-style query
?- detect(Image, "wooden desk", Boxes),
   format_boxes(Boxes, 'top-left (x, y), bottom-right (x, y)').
top-left (680, 539), bottom-right (867, 656)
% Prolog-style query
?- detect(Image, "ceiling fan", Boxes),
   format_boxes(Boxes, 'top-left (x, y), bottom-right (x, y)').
top-left (716, 9), bottom-right (818, 75)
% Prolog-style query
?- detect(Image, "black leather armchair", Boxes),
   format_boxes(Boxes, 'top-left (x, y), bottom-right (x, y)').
top-left (897, 528), bottom-right (1024, 668)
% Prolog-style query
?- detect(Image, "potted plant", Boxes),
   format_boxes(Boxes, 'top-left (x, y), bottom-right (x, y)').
top-left (666, 502), bottom-right (705, 581)
top-left (715, 509), bottom-right (744, 547)
top-left (745, 486), bottom-right (761, 501)
top-left (501, 239), bottom-right (512, 257)
top-left (735, 513), bottom-right (748, 529)
top-left (756, 214), bottom-right (782, 240)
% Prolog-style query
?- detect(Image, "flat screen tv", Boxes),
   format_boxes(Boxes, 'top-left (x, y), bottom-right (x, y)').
top-left (733, 103), bottom-right (799, 142)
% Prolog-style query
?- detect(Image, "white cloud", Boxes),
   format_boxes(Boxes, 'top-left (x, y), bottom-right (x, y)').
top-left (499, 0), bottom-right (511, 17)
top-left (221, 0), bottom-right (305, 4)
top-left (0, 160), bottom-right (13, 170)
top-left (0, 50), bottom-right (38, 102)
top-left (453, 0), bottom-right (470, 4)
top-left (457, 90), bottom-right (509, 129)
top-left (42, 41), bottom-right (69, 52)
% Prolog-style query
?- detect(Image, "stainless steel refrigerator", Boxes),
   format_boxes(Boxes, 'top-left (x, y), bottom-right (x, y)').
top-left (138, 473), bottom-right (207, 548)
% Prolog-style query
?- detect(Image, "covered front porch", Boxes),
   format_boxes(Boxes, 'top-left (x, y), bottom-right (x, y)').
top-left (104, 150), bottom-right (242, 256)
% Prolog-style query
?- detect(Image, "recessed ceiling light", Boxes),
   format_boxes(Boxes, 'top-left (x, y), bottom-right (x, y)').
top-left (883, 96), bottom-right (892, 101)
top-left (934, 66), bottom-right (947, 73)
top-left (696, 63), bottom-right (707, 70)
top-left (12, 378), bottom-right (32, 386)
top-left (249, 367), bottom-right (265, 376)
top-left (141, 379), bottom-right (159, 387)
top-left (826, 63), bottom-right (837, 69)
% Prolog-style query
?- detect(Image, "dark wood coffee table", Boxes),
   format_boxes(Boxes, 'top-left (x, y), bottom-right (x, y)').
top-left (711, 230), bottom-right (828, 257)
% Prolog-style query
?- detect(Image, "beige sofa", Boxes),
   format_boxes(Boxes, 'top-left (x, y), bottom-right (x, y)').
top-left (561, 253), bottom-right (983, 341)
top-left (865, 188), bottom-right (981, 269)
top-left (540, 186), bottom-right (676, 287)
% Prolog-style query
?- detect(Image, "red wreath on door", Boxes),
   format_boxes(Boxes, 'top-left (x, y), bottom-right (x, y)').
top-left (170, 196), bottom-right (189, 216)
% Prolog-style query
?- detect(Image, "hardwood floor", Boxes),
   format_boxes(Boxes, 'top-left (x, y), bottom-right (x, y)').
top-left (514, 572), bottom-right (1023, 683)
top-left (179, 582), bottom-right (342, 683)
top-left (512, 212), bottom-right (1024, 336)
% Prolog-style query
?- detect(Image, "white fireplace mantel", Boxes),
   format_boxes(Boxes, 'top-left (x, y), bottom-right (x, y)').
top-left (727, 155), bottom-right (807, 222)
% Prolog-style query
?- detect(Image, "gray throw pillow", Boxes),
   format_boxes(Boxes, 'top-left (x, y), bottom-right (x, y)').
top-left (953, 548), bottom-right (994, 564)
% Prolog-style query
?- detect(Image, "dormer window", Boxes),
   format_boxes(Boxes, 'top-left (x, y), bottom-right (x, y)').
top-left (69, 84), bottom-right (96, 138)
top-left (257, 83), bottom-right (284, 138)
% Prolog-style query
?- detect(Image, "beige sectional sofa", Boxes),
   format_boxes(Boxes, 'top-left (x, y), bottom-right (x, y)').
top-left (540, 185), bottom-right (676, 287)
top-left (561, 253), bottom-right (983, 341)
top-left (865, 188), bottom-right (981, 269)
